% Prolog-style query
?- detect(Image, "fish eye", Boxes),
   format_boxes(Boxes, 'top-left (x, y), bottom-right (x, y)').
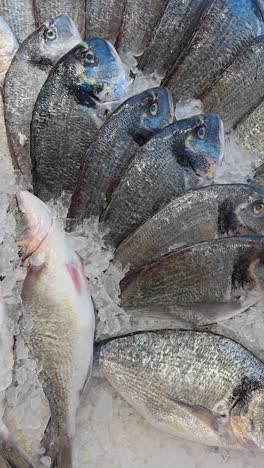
top-left (196, 125), bottom-right (206, 140)
top-left (149, 101), bottom-right (158, 117)
top-left (44, 27), bottom-right (57, 41)
top-left (252, 201), bottom-right (264, 215)
top-left (83, 50), bottom-right (96, 65)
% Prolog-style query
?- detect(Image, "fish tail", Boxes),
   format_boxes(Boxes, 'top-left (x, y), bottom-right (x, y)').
top-left (41, 421), bottom-right (73, 468)
top-left (0, 427), bottom-right (34, 468)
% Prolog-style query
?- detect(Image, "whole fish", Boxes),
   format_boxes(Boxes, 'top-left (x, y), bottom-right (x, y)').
top-left (115, 0), bottom-right (167, 61)
top-left (85, 0), bottom-right (124, 44)
top-left (17, 191), bottom-right (95, 468)
top-left (0, 17), bottom-right (18, 85)
top-left (31, 39), bottom-right (128, 202)
top-left (3, 15), bottom-right (81, 183)
top-left (114, 184), bottom-right (264, 270)
top-left (67, 87), bottom-right (174, 223)
top-left (203, 36), bottom-right (264, 131)
top-left (120, 236), bottom-right (264, 325)
top-left (237, 100), bottom-right (264, 161)
top-left (165, 0), bottom-right (263, 101)
top-left (96, 329), bottom-right (264, 449)
top-left (34, 0), bottom-right (85, 38)
top-left (0, 0), bottom-right (35, 43)
top-left (102, 113), bottom-right (224, 248)
top-left (138, 0), bottom-right (212, 79)
top-left (0, 293), bottom-right (34, 468)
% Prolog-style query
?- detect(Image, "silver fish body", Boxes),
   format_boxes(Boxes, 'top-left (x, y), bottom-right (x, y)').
top-left (237, 100), bottom-right (264, 162)
top-left (85, 0), bottom-right (124, 44)
top-left (115, 0), bottom-right (167, 60)
top-left (31, 39), bottom-right (128, 202)
top-left (114, 184), bottom-right (264, 270)
top-left (138, 0), bottom-right (212, 79)
top-left (165, 0), bottom-right (263, 101)
top-left (101, 113), bottom-right (224, 248)
top-left (120, 236), bottom-right (264, 325)
top-left (3, 15), bottom-right (81, 182)
top-left (0, 0), bottom-right (35, 42)
top-left (17, 191), bottom-right (95, 468)
top-left (203, 36), bottom-right (264, 131)
top-left (67, 87), bottom-right (174, 223)
top-left (96, 330), bottom-right (264, 449)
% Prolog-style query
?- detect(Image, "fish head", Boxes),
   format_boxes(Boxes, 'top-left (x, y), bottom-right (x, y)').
top-left (66, 39), bottom-right (127, 104)
top-left (31, 15), bottom-right (81, 66)
top-left (0, 17), bottom-right (18, 78)
top-left (230, 385), bottom-right (264, 449)
top-left (178, 113), bottom-right (225, 181)
top-left (15, 191), bottom-right (53, 262)
top-left (128, 87), bottom-right (174, 143)
top-left (236, 186), bottom-right (264, 235)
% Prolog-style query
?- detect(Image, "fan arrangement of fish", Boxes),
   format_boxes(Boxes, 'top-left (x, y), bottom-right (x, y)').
top-left (1, 0), bottom-right (264, 466)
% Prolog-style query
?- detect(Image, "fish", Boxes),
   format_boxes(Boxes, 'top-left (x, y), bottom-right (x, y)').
top-left (0, 0), bottom-right (35, 43)
top-left (34, 0), bottom-right (85, 38)
top-left (0, 17), bottom-right (18, 85)
top-left (85, 0), bottom-right (124, 44)
top-left (164, 0), bottom-right (264, 101)
top-left (115, 0), bottom-right (167, 61)
top-left (0, 292), bottom-right (34, 468)
top-left (67, 87), bottom-right (174, 224)
top-left (138, 0), bottom-right (212, 79)
top-left (236, 100), bottom-right (264, 162)
top-left (114, 184), bottom-right (264, 270)
top-left (16, 190), bottom-right (95, 468)
top-left (101, 113), bottom-right (224, 248)
top-left (31, 38), bottom-right (128, 202)
top-left (203, 36), bottom-right (264, 131)
top-left (96, 329), bottom-right (264, 449)
top-left (3, 15), bottom-right (81, 183)
top-left (120, 236), bottom-right (264, 326)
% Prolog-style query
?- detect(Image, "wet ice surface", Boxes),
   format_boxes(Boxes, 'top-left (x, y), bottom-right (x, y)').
top-left (1, 94), bottom-right (264, 467)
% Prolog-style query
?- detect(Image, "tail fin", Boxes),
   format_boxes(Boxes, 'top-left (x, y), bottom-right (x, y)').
top-left (0, 433), bottom-right (34, 468)
top-left (40, 420), bottom-right (73, 468)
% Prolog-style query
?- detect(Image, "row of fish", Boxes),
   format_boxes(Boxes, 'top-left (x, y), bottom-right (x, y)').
top-left (6, 190), bottom-right (264, 466)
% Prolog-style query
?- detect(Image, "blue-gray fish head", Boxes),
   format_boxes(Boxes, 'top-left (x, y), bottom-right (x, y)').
top-left (27, 15), bottom-right (82, 65)
top-left (66, 38), bottom-right (128, 103)
top-left (178, 113), bottom-right (224, 180)
top-left (122, 87), bottom-right (174, 143)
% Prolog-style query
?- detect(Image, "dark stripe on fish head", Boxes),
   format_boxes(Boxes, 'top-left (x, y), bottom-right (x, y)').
top-left (230, 377), bottom-right (264, 449)
top-left (218, 199), bottom-right (240, 235)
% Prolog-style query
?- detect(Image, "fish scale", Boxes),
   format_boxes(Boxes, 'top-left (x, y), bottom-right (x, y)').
top-left (85, 0), bottom-right (124, 43)
top-left (0, 0), bottom-right (35, 42)
top-left (165, 0), bottom-right (263, 101)
top-left (203, 36), bottom-right (264, 130)
top-left (120, 236), bottom-right (264, 325)
top-left (139, 0), bottom-right (213, 78)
